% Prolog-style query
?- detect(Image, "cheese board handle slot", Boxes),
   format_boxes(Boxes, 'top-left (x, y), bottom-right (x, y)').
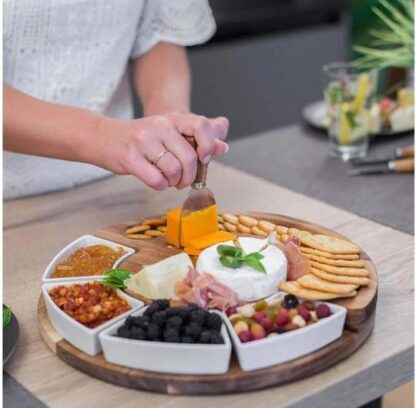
top-left (184, 136), bottom-right (208, 186)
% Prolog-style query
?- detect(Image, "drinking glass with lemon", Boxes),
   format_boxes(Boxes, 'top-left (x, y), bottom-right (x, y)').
top-left (323, 62), bottom-right (378, 161)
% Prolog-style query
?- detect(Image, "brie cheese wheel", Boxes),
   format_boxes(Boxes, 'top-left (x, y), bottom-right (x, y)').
top-left (196, 238), bottom-right (287, 302)
top-left (126, 253), bottom-right (192, 300)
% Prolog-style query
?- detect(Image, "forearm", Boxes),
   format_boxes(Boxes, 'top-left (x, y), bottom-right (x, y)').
top-left (133, 43), bottom-right (191, 116)
top-left (4, 85), bottom-right (108, 166)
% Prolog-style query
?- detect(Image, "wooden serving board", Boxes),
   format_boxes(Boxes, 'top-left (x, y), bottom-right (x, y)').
top-left (38, 212), bottom-right (378, 395)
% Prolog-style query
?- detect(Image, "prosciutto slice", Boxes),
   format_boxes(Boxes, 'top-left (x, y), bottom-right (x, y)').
top-left (275, 236), bottom-right (310, 281)
top-left (175, 267), bottom-right (239, 311)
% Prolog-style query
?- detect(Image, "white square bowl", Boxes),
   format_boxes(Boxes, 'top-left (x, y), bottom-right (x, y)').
top-left (42, 280), bottom-right (144, 356)
top-left (99, 308), bottom-right (232, 375)
top-left (42, 234), bottom-right (135, 283)
top-left (223, 293), bottom-right (347, 371)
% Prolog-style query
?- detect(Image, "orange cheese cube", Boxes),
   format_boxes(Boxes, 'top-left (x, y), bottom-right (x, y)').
top-left (166, 205), bottom-right (219, 247)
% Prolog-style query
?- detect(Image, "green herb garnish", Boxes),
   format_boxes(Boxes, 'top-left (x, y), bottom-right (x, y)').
top-left (3, 307), bottom-right (12, 328)
top-left (102, 268), bottom-right (132, 289)
top-left (345, 111), bottom-right (359, 129)
top-left (217, 245), bottom-right (266, 273)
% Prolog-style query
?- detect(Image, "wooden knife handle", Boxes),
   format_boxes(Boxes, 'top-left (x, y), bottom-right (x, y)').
top-left (390, 158), bottom-right (414, 173)
top-left (184, 136), bottom-right (208, 184)
top-left (396, 145), bottom-right (414, 158)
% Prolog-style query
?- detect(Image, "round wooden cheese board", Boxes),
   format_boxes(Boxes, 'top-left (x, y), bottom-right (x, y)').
top-left (38, 212), bottom-right (378, 395)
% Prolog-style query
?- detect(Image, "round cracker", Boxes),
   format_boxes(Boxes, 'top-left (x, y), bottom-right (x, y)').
top-left (300, 246), bottom-right (359, 260)
top-left (251, 226), bottom-right (268, 237)
top-left (297, 274), bottom-right (358, 294)
top-left (275, 225), bottom-right (289, 234)
top-left (125, 224), bottom-right (151, 234)
top-left (258, 220), bottom-right (276, 233)
top-left (238, 215), bottom-right (258, 227)
top-left (306, 254), bottom-right (364, 268)
top-left (224, 222), bottom-right (238, 232)
top-left (310, 267), bottom-right (369, 286)
top-left (142, 217), bottom-right (166, 227)
top-left (300, 234), bottom-right (360, 254)
top-left (223, 213), bottom-right (238, 225)
top-left (279, 281), bottom-right (357, 300)
top-left (237, 223), bottom-right (252, 234)
top-left (126, 233), bottom-right (152, 240)
top-left (310, 261), bottom-right (369, 277)
top-left (144, 229), bottom-right (164, 237)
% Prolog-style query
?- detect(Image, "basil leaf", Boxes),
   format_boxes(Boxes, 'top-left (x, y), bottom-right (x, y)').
top-left (245, 252), bottom-right (264, 261)
top-left (103, 268), bottom-right (132, 288)
top-left (219, 255), bottom-right (244, 269)
top-left (217, 245), bottom-right (242, 258)
top-left (3, 307), bottom-right (12, 328)
top-left (245, 257), bottom-right (266, 273)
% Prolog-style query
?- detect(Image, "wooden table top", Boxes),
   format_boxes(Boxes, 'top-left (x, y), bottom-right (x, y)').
top-left (4, 161), bottom-right (414, 408)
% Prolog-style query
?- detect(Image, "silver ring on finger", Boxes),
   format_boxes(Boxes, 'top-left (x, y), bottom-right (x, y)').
top-left (151, 149), bottom-right (168, 167)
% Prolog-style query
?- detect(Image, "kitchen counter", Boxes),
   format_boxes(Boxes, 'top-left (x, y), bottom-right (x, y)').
top-left (3, 135), bottom-right (414, 407)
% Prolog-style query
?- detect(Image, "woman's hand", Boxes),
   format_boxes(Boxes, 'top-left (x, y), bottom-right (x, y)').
top-left (99, 112), bottom-right (229, 191)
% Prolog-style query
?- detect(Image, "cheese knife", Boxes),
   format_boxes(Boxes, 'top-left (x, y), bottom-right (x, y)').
top-left (349, 145), bottom-right (414, 166)
top-left (179, 136), bottom-right (216, 246)
top-left (347, 158), bottom-right (414, 176)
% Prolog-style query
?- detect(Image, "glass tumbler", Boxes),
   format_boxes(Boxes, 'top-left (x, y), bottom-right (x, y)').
top-left (323, 62), bottom-right (378, 161)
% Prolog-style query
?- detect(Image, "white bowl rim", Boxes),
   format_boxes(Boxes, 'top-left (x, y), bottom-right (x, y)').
top-left (224, 293), bottom-right (347, 348)
top-left (99, 308), bottom-right (231, 350)
top-left (42, 234), bottom-right (135, 283)
top-left (42, 278), bottom-right (144, 335)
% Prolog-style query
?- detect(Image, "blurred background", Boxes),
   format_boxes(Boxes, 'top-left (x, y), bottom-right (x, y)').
top-left (133, 0), bottom-right (413, 140)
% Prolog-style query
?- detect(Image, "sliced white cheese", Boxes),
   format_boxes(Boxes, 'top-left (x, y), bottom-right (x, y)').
top-left (196, 237), bottom-right (287, 302)
top-left (126, 253), bottom-right (192, 300)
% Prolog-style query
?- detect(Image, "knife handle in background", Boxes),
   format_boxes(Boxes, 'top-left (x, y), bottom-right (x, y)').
top-left (184, 136), bottom-right (208, 185)
top-left (396, 145), bottom-right (414, 159)
top-left (389, 158), bottom-right (415, 173)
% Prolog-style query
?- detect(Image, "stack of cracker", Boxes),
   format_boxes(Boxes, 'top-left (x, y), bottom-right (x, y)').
top-left (218, 212), bottom-right (369, 300)
top-left (125, 217), bottom-right (167, 240)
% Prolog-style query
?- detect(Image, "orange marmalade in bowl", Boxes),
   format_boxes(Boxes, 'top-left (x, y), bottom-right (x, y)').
top-left (51, 245), bottom-right (126, 278)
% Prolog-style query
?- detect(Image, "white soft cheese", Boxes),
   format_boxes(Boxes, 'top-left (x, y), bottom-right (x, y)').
top-left (196, 238), bottom-right (287, 302)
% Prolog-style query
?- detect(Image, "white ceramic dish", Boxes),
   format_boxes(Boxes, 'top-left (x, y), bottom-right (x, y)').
top-left (99, 308), bottom-right (232, 374)
top-left (223, 293), bottom-right (347, 371)
top-left (42, 280), bottom-right (144, 356)
top-left (42, 235), bottom-right (135, 283)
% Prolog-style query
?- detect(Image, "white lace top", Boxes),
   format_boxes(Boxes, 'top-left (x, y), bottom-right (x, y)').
top-left (4, 0), bottom-right (215, 199)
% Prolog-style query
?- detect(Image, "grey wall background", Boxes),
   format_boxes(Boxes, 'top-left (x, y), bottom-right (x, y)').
top-left (134, 21), bottom-right (348, 140)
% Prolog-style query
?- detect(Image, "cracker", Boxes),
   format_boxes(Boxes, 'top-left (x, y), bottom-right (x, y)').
top-left (275, 225), bottom-right (289, 234)
top-left (306, 254), bottom-right (364, 268)
top-left (279, 281), bottom-right (357, 300)
top-left (288, 227), bottom-right (300, 236)
top-left (300, 234), bottom-right (360, 254)
top-left (238, 215), bottom-right (258, 227)
top-left (300, 247), bottom-right (359, 260)
top-left (223, 213), bottom-right (238, 225)
top-left (251, 226), bottom-right (268, 237)
top-left (224, 222), bottom-right (238, 232)
top-left (157, 226), bottom-right (167, 232)
top-left (258, 220), bottom-right (276, 233)
top-left (219, 224), bottom-right (225, 231)
top-left (280, 233), bottom-right (289, 242)
top-left (237, 223), bottom-right (252, 234)
top-left (125, 225), bottom-right (150, 234)
top-left (310, 261), bottom-right (369, 277)
top-left (126, 233), bottom-right (152, 240)
top-left (142, 217), bottom-right (166, 227)
top-left (298, 274), bottom-right (358, 294)
top-left (311, 267), bottom-right (369, 286)
top-left (217, 215), bottom-right (224, 224)
top-left (144, 229), bottom-right (164, 237)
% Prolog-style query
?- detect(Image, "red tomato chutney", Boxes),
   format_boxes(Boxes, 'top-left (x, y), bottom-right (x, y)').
top-left (49, 281), bottom-right (131, 328)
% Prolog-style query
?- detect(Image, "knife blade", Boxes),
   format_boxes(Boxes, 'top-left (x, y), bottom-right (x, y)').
top-left (347, 158), bottom-right (414, 176)
top-left (349, 145), bottom-right (414, 166)
top-left (179, 136), bottom-right (216, 246)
